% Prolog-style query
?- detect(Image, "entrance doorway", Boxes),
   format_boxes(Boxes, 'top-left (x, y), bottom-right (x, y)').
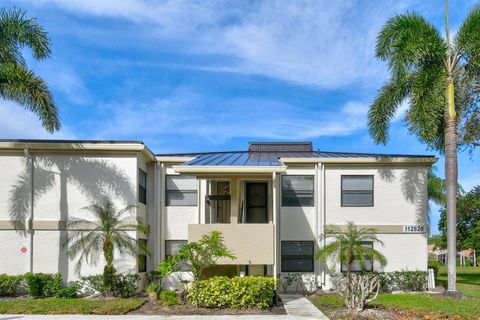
top-left (246, 182), bottom-right (268, 223)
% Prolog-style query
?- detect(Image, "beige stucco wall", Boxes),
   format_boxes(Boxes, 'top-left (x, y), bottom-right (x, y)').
top-left (188, 223), bottom-right (274, 265)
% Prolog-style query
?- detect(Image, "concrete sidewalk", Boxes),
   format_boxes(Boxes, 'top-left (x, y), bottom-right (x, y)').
top-left (279, 294), bottom-right (329, 319)
top-left (0, 315), bottom-right (311, 320)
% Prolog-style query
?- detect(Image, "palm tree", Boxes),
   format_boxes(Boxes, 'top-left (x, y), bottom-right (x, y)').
top-left (64, 198), bottom-right (150, 295)
top-left (368, 1), bottom-right (480, 293)
top-left (315, 222), bottom-right (387, 280)
top-left (0, 7), bottom-right (60, 132)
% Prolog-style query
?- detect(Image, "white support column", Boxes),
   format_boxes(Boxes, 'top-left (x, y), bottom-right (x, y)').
top-left (230, 177), bottom-right (239, 224)
top-left (159, 163), bottom-right (166, 261)
top-left (272, 172), bottom-right (278, 284)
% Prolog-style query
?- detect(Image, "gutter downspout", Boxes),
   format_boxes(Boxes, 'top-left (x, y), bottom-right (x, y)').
top-left (314, 164), bottom-right (319, 289)
top-left (24, 148), bottom-right (34, 273)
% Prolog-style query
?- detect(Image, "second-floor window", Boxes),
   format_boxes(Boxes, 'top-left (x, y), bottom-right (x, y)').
top-left (166, 175), bottom-right (198, 206)
top-left (165, 240), bottom-right (187, 259)
top-left (282, 175), bottom-right (314, 207)
top-left (341, 175), bottom-right (374, 207)
top-left (138, 169), bottom-right (147, 205)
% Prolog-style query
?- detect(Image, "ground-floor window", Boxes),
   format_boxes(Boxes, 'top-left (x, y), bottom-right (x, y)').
top-left (341, 241), bottom-right (373, 272)
top-left (138, 239), bottom-right (147, 273)
top-left (281, 241), bottom-right (314, 272)
top-left (165, 240), bottom-right (188, 259)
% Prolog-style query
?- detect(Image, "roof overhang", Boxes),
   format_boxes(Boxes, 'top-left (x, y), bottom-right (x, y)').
top-left (280, 157), bottom-right (437, 165)
top-left (155, 156), bottom-right (196, 163)
top-left (173, 165), bottom-right (287, 174)
top-left (0, 141), bottom-right (156, 162)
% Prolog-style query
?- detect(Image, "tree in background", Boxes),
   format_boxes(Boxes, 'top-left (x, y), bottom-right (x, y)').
top-left (439, 186), bottom-right (480, 262)
top-left (368, 1), bottom-right (480, 293)
top-left (0, 8), bottom-right (60, 132)
top-left (64, 198), bottom-right (150, 296)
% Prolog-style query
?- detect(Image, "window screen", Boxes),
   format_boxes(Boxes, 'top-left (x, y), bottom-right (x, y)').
top-left (341, 241), bottom-right (373, 272)
top-left (165, 240), bottom-right (187, 259)
top-left (166, 176), bottom-right (198, 206)
top-left (281, 241), bottom-right (314, 272)
top-left (139, 169), bottom-right (147, 205)
top-left (341, 175), bottom-right (374, 207)
top-left (138, 239), bottom-right (147, 272)
top-left (282, 176), bottom-right (314, 207)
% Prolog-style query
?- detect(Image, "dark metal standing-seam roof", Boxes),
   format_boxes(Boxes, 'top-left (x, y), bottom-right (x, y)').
top-left (171, 150), bottom-right (435, 167)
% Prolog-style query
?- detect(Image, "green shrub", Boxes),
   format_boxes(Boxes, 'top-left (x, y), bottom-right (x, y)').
top-left (146, 282), bottom-right (162, 294)
top-left (81, 275), bottom-right (106, 296)
top-left (55, 281), bottom-right (82, 298)
top-left (188, 276), bottom-right (276, 309)
top-left (390, 271), bottom-right (427, 292)
top-left (24, 273), bottom-right (62, 298)
top-left (428, 260), bottom-right (441, 279)
top-left (0, 274), bottom-right (24, 297)
top-left (159, 290), bottom-right (178, 306)
top-left (112, 273), bottom-right (140, 298)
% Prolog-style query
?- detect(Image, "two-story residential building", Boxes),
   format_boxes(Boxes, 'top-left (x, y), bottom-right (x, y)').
top-left (0, 140), bottom-right (435, 290)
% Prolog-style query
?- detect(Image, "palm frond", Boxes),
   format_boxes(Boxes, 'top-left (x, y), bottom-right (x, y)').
top-left (368, 73), bottom-right (411, 144)
top-left (0, 7), bottom-right (51, 63)
top-left (376, 12), bottom-right (445, 72)
top-left (406, 67), bottom-right (446, 149)
top-left (0, 62), bottom-right (60, 132)
top-left (454, 4), bottom-right (480, 73)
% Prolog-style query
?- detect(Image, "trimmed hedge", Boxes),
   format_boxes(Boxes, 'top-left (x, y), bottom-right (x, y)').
top-left (24, 273), bottom-right (62, 298)
top-left (332, 270), bottom-right (429, 293)
top-left (0, 274), bottom-right (23, 297)
top-left (188, 276), bottom-right (276, 309)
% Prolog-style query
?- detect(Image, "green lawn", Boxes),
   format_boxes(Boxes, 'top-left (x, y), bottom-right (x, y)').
top-left (373, 294), bottom-right (480, 319)
top-left (0, 298), bottom-right (146, 315)
top-left (437, 266), bottom-right (480, 298)
top-left (312, 267), bottom-right (480, 319)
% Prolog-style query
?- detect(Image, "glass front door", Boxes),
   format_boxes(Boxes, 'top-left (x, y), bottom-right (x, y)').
top-left (246, 182), bottom-right (268, 223)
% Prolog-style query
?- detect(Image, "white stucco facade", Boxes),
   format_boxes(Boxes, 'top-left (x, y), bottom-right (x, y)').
top-left (0, 140), bottom-right (434, 290)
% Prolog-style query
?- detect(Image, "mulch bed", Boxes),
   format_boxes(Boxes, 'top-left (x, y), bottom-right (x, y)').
top-left (129, 300), bottom-right (286, 315)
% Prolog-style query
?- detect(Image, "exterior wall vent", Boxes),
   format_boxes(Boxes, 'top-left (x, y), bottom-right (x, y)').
top-left (248, 142), bottom-right (313, 152)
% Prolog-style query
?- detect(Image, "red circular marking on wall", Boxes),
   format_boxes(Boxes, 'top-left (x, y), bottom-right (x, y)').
top-left (20, 247), bottom-right (27, 253)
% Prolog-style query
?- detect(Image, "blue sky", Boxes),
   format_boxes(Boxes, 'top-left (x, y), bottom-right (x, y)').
top-left (1, 0), bottom-right (479, 234)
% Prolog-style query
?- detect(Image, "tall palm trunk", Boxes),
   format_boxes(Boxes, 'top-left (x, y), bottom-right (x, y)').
top-left (444, 0), bottom-right (458, 293)
top-left (445, 97), bottom-right (458, 292)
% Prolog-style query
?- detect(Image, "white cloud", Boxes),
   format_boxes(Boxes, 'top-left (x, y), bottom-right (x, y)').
top-left (93, 88), bottom-right (367, 144)
top-left (28, 0), bottom-right (413, 88)
top-left (0, 100), bottom-right (75, 139)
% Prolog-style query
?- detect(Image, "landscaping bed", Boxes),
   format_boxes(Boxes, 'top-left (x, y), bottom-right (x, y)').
top-left (130, 300), bottom-right (286, 315)
top-left (0, 297), bottom-right (146, 315)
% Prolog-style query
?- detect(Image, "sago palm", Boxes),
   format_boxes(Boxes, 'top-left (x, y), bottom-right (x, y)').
top-left (369, 1), bottom-right (480, 293)
top-left (315, 222), bottom-right (387, 280)
top-left (0, 7), bottom-right (60, 132)
top-left (64, 198), bottom-right (150, 294)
